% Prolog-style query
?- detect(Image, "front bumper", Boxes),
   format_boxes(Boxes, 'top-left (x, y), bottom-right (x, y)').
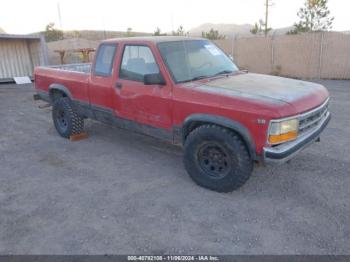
top-left (263, 111), bottom-right (331, 164)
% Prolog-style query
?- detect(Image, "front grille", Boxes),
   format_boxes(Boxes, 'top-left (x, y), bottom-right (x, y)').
top-left (298, 99), bottom-right (329, 135)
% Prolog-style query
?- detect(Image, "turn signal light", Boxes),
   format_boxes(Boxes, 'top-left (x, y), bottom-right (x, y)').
top-left (268, 131), bottom-right (298, 144)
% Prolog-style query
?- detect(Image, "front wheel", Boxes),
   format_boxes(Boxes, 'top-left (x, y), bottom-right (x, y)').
top-left (183, 125), bottom-right (253, 192)
top-left (52, 97), bottom-right (84, 138)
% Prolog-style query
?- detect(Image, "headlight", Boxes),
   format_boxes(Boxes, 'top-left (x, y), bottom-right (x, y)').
top-left (268, 119), bottom-right (299, 144)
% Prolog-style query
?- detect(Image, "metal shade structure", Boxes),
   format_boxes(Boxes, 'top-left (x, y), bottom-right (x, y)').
top-left (0, 34), bottom-right (48, 82)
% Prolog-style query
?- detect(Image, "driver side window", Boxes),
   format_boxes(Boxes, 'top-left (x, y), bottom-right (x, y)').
top-left (119, 45), bottom-right (160, 82)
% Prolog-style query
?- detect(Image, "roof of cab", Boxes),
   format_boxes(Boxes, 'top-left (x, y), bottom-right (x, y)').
top-left (102, 36), bottom-right (204, 44)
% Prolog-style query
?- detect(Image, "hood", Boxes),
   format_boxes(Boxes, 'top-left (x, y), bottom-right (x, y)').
top-left (198, 73), bottom-right (329, 114)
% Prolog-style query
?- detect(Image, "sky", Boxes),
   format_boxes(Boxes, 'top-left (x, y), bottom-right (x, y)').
top-left (0, 0), bottom-right (349, 34)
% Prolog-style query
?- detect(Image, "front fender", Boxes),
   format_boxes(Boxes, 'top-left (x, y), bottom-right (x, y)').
top-left (182, 114), bottom-right (257, 160)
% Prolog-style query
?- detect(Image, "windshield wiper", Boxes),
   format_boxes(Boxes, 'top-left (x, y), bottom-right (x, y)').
top-left (213, 70), bottom-right (234, 76)
top-left (179, 75), bottom-right (211, 83)
top-left (190, 75), bottom-right (211, 81)
top-left (179, 71), bottom-right (234, 83)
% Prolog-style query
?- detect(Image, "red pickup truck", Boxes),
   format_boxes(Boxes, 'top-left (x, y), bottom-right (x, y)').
top-left (34, 36), bottom-right (330, 192)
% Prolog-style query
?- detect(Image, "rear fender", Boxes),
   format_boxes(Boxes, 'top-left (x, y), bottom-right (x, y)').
top-left (48, 84), bottom-right (72, 101)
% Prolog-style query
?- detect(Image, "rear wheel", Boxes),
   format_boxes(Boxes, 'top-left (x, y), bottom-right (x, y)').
top-left (52, 97), bottom-right (84, 138)
top-left (183, 125), bottom-right (253, 192)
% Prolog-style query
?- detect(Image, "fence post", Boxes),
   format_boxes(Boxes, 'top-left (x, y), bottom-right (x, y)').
top-left (318, 32), bottom-right (325, 79)
top-left (231, 34), bottom-right (235, 56)
top-left (232, 34), bottom-right (238, 57)
top-left (271, 32), bottom-right (276, 75)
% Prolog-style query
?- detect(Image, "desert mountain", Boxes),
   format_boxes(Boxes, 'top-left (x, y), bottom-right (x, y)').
top-left (189, 23), bottom-right (293, 38)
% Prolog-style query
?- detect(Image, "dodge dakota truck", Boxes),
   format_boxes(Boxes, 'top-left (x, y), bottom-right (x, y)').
top-left (34, 36), bottom-right (331, 192)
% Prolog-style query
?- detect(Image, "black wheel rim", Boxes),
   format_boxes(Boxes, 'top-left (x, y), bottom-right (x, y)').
top-left (197, 142), bottom-right (232, 179)
top-left (55, 108), bottom-right (68, 132)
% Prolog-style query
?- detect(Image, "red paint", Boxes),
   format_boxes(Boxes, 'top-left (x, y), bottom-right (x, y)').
top-left (34, 37), bottom-right (329, 157)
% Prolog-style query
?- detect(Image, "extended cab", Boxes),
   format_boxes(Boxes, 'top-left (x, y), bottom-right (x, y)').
top-left (34, 36), bottom-right (331, 192)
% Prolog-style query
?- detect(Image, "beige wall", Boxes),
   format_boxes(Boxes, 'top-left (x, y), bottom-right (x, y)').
top-left (215, 32), bottom-right (350, 79)
top-left (321, 33), bottom-right (350, 79)
top-left (47, 38), bottom-right (99, 65)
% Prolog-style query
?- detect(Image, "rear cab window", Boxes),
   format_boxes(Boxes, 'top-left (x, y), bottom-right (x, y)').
top-left (94, 44), bottom-right (117, 76)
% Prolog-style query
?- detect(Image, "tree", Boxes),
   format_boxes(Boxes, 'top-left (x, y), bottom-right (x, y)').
top-left (288, 0), bottom-right (334, 34)
top-left (201, 28), bottom-right (225, 40)
top-left (250, 20), bottom-right (266, 35)
top-left (44, 23), bottom-right (64, 42)
top-left (250, 23), bottom-right (260, 35)
top-left (172, 25), bottom-right (188, 36)
top-left (153, 27), bottom-right (167, 36)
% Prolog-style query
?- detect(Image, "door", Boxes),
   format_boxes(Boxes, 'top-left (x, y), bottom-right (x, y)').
top-left (89, 43), bottom-right (118, 110)
top-left (115, 44), bottom-right (173, 130)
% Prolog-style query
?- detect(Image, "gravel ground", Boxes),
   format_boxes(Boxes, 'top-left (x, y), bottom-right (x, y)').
top-left (0, 81), bottom-right (349, 255)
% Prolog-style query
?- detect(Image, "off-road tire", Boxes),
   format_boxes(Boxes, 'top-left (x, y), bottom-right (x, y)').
top-left (52, 97), bottom-right (84, 138)
top-left (184, 125), bottom-right (253, 192)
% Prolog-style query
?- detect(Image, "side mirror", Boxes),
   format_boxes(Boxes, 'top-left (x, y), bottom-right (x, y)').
top-left (144, 73), bottom-right (166, 85)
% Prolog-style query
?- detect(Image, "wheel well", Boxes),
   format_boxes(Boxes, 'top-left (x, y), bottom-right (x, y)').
top-left (184, 121), bottom-right (208, 139)
top-left (183, 121), bottom-right (255, 159)
top-left (49, 89), bottom-right (67, 102)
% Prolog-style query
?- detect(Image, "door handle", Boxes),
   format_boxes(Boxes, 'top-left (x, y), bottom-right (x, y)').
top-left (115, 82), bottom-right (122, 89)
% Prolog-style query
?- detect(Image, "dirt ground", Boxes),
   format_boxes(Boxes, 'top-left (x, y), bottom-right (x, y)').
top-left (0, 81), bottom-right (349, 254)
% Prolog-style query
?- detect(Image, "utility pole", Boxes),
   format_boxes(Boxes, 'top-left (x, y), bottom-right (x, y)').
top-left (264, 0), bottom-right (274, 36)
top-left (57, 2), bottom-right (63, 29)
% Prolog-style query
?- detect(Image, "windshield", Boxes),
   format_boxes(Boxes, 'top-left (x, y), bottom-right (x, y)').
top-left (158, 40), bottom-right (239, 83)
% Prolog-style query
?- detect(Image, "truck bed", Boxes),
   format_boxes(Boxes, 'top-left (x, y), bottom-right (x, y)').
top-left (34, 63), bottom-right (91, 102)
top-left (47, 63), bottom-right (91, 74)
